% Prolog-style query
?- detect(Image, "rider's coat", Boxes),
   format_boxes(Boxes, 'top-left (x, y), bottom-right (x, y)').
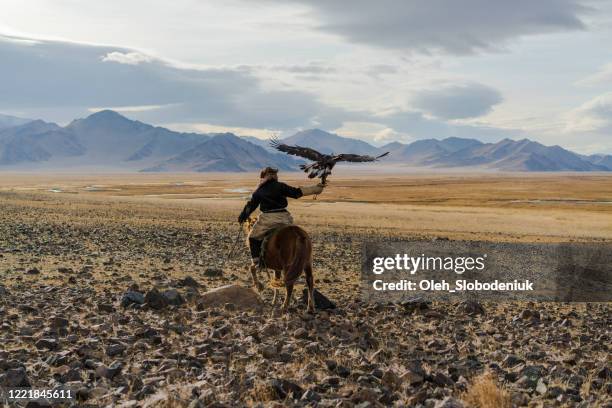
top-left (239, 179), bottom-right (303, 239)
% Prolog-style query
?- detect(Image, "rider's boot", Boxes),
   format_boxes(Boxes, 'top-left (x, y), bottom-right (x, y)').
top-left (249, 238), bottom-right (262, 260)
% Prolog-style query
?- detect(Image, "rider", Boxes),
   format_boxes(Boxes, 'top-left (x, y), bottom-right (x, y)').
top-left (238, 166), bottom-right (325, 267)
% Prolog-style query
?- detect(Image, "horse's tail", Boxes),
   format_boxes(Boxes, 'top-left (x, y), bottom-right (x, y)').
top-left (284, 229), bottom-right (310, 287)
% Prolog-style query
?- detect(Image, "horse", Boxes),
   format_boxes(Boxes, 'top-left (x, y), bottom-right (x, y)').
top-left (243, 217), bottom-right (315, 313)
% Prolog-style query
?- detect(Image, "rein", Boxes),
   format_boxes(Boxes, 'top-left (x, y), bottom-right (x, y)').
top-left (220, 224), bottom-right (243, 270)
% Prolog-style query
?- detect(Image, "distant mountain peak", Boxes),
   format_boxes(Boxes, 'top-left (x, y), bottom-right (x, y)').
top-left (68, 109), bottom-right (142, 129)
top-left (87, 109), bottom-right (129, 120)
top-left (0, 113), bottom-right (33, 131)
top-left (146, 131), bottom-right (299, 172)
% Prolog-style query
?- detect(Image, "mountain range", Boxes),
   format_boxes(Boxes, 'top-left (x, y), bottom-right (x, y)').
top-left (380, 137), bottom-right (611, 171)
top-left (0, 110), bottom-right (610, 172)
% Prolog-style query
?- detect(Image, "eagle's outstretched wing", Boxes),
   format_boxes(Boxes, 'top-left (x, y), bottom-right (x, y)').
top-left (335, 151), bottom-right (390, 162)
top-left (270, 138), bottom-right (324, 162)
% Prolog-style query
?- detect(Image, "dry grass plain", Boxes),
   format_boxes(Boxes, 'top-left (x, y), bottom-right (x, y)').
top-left (0, 172), bottom-right (610, 407)
top-left (1, 171), bottom-right (611, 242)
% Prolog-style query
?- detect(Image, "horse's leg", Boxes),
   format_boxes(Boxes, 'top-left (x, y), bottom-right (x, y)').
top-left (305, 262), bottom-right (315, 314)
top-left (249, 262), bottom-right (264, 292)
top-left (282, 283), bottom-right (294, 313)
top-left (271, 269), bottom-right (282, 306)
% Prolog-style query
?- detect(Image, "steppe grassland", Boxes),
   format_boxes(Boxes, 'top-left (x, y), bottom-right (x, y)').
top-left (1, 172), bottom-right (611, 243)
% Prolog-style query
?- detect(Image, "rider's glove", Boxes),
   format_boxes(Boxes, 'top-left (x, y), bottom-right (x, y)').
top-left (238, 213), bottom-right (247, 224)
top-left (300, 184), bottom-right (325, 196)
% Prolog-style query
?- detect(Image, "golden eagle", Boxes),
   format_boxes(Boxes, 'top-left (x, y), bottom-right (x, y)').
top-left (270, 138), bottom-right (389, 184)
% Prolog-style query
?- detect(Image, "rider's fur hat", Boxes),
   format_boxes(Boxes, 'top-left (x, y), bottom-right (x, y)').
top-left (260, 166), bottom-right (278, 178)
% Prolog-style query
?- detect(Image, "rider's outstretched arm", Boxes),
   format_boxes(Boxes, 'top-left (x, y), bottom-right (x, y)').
top-left (279, 182), bottom-right (304, 199)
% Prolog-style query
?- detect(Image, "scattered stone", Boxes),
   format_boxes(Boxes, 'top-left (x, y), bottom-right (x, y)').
top-left (269, 378), bottom-right (304, 400)
top-left (293, 327), bottom-right (308, 339)
top-left (381, 369), bottom-right (401, 389)
top-left (98, 303), bottom-right (115, 313)
top-left (203, 268), bottom-right (223, 277)
top-left (455, 300), bottom-right (485, 315)
top-left (502, 354), bottom-right (525, 368)
top-left (520, 309), bottom-right (540, 320)
top-left (95, 362), bottom-right (123, 380)
top-left (144, 288), bottom-right (168, 310)
top-left (351, 387), bottom-right (379, 404)
top-left (545, 386), bottom-right (564, 399)
top-left (25, 401), bottom-right (52, 408)
top-left (26, 267), bottom-right (40, 275)
top-left (597, 366), bottom-right (610, 379)
top-left (300, 389), bottom-right (321, 402)
top-left (178, 276), bottom-right (200, 287)
top-left (517, 365), bottom-right (546, 389)
top-left (35, 338), bottom-right (59, 351)
top-left (260, 345), bottom-right (278, 359)
top-left (106, 343), bottom-right (127, 357)
top-left (51, 317), bottom-right (69, 329)
top-left (121, 291), bottom-right (145, 307)
top-left (399, 297), bottom-right (430, 313)
top-left (0, 367), bottom-right (30, 387)
top-left (162, 289), bottom-right (185, 306)
top-left (432, 372), bottom-right (454, 386)
top-left (536, 378), bottom-right (548, 394)
top-left (434, 396), bottom-right (464, 408)
top-left (401, 369), bottom-right (424, 385)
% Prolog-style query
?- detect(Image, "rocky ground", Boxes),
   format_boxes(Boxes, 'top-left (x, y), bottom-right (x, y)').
top-left (0, 192), bottom-right (610, 407)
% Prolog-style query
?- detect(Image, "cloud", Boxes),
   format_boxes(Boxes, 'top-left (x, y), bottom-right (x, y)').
top-left (0, 34), bottom-right (528, 145)
top-left (88, 104), bottom-right (170, 113)
top-left (565, 92), bottom-right (612, 132)
top-left (275, 64), bottom-right (337, 74)
top-left (377, 110), bottom-right (522, 142)
top-left (365, 64), bottom-right (399, 78)
top-left (102, 51), bottom-right (153, 65)
top-left (276, 0), bottom-right (590, 55)
top-left (0, 34), bottom-right (350, 130)
top-left (575, 62), bottom-right (612, 86)
top-left (411, 83), bottom-right (503, 119)
top-left (0, 34), bottom-right (40, 46)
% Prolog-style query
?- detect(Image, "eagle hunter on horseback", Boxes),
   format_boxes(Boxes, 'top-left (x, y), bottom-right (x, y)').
top-left (238, 166), bottom-right (324, 313)
top-left (238, 140), bottom-right (388, 312)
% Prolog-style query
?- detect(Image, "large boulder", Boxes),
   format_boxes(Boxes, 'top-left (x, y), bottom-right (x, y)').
top-left (197, 285), bottom-right (262, 310)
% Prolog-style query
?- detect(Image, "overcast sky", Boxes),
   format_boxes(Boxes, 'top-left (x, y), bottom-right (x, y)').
top-left (1, 0), bottom-right (612, 153)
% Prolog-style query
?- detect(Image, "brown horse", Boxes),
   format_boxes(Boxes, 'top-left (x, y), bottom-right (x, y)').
top-left (244, 218), bottom-right (315, 313)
